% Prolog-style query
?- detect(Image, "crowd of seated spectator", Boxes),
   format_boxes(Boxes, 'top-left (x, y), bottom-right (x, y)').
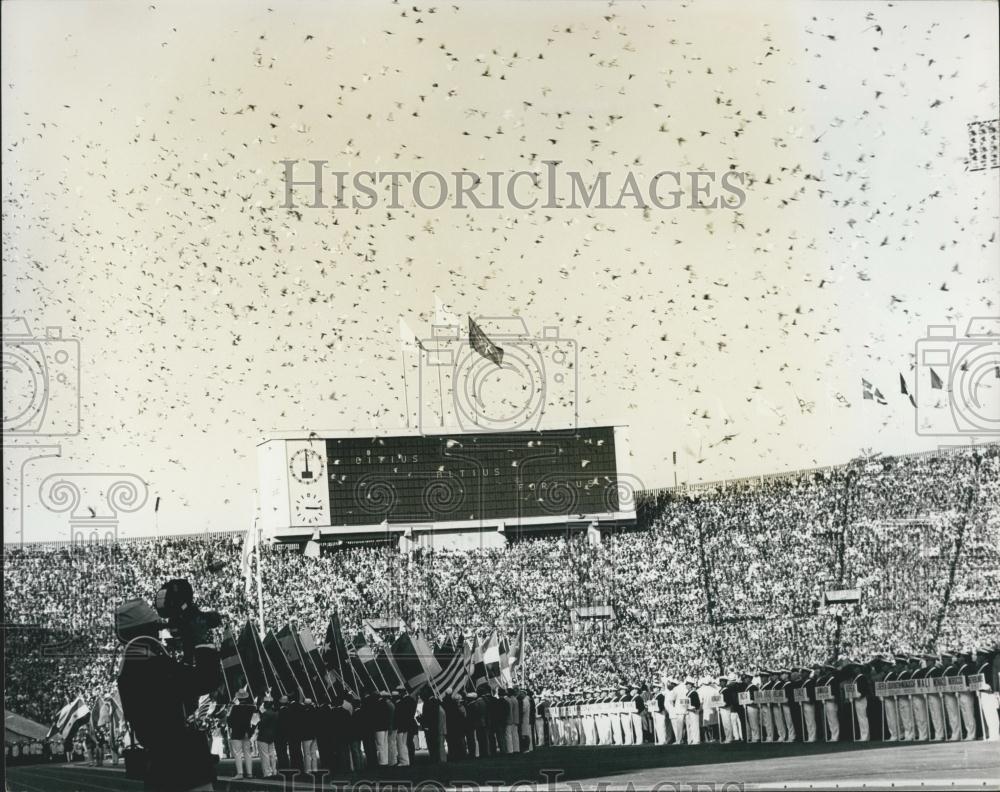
top-left (5, 445), bottom-right (997, 727)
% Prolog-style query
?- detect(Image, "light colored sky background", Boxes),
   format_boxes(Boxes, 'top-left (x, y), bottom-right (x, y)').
top-left (3, 0), bottom-right (998, 542)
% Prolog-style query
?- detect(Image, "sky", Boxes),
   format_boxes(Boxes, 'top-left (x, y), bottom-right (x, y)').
top-left (2, 0), bottom-right (998, 542)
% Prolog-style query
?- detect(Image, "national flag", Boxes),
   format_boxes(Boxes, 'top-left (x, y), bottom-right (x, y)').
top-left (389, 632), bottom-right (440, 692)
top-left (323, 612), bottom-right (359, 695)
top-left (432, 635), bottom-right (471, 694)
top-left (240, 521), bottom-right (258, 596)
top-left (399, 318), bottom-right (421, 352)
top-left (509, 623), bottom-right (526, 672)
top-left (930, 368), bottom-right (944, 389)
top-left (376, 646), bottom-right (402, 692)
top-left (95, 689), bottom-right (123, 733)
top-left (861, 378), bottom-right (886, 405)
top-left (297, 627), bottom-right (333, 704)
top-left (412, 632), bottom-right (443, 679)
top-left (899, 373), bottom-right (917, 408)
top-left (192, 692), bottom-right (224, 723)
top-left (471, 635), bottom-right (488, 689)
top-left (483, 631), bottom-right (501, 681)
top-left (48, 696), bottom-right (91, 741)
top-left (277, 624), bottom-right (318, 701)
top-left (469, 317), bottom-right (504, 366)
top-left (248, 620), bottom-right (281, 695)
top-left (435, 295), bottom-right (462, 328)
top-left (498, 634), bottom-right (512, 685)
top-left (262, 629), bottom-right (299, 697)
top-left (220, 627), bottom-right (249, 700)
top-left (352, 634), bottom-right (387, 693)
top-left (237, 621), bottom-right (269, 700)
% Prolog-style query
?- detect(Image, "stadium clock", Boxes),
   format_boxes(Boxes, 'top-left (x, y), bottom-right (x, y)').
top-left (289, 447), bottom-right (325, 485)
top-left (293, 491), bottom-right (325, 525)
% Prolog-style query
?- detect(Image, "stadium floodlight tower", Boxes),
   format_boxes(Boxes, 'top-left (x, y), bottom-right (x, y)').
top-left (256, 424), bottom-right (637, 552)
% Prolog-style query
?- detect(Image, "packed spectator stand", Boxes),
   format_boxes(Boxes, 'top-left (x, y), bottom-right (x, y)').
top-left (4, 445), bottom-right (998, 737)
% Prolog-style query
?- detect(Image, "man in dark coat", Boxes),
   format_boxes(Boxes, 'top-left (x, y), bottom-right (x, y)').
top-left (444, 692), bottom-right (468, 761)
top-left (420, 690), bottom-right (443, 764)
top-left (487, 688), bottom-right (507, 755)
top-left (281, 694), bottom-right (304, 772)
top-left (466, 690), bottom-right (489, 757)
top-left (256, 697), bottom-right (279, 778)
top-left (274, 695), bottom-right (290, 771)
top-left (393, 691), bottom-right (418, 766)
top-left (115, 597), bottom-right (220, 792)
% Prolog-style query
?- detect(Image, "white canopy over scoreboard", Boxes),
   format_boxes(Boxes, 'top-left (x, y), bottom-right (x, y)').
top-left (257, 425), bottom-right (635, 542)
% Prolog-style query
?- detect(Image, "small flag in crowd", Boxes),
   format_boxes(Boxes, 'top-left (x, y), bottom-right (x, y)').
top-left (48, 695), bottom-right (91, 741)
top-left (469, 317), bottom-right (504, 366)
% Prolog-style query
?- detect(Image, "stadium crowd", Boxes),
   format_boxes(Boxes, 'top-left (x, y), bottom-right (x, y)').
top-left (4, 446), bottom-right (998, 744)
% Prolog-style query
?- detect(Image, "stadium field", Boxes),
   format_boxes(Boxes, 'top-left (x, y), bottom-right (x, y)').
top-left (6, 740), bottom-right (998, 792)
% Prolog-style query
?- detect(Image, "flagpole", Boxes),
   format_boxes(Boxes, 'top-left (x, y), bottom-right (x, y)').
top-left (401, 352), bottom-right (411, 429)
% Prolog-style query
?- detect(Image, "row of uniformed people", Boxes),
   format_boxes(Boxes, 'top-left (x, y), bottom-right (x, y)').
top-left (541, 677), bottom-right (721, 747)
top-left (536, 647), bottom-right (1000, 748)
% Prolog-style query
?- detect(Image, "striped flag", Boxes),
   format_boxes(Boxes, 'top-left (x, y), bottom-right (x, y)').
top-left (432, 635), bottom-right (471, 694)
top-left (220, 627), bottom-right (249, 701)
top-left (48, 695), bottom-right (91, 740)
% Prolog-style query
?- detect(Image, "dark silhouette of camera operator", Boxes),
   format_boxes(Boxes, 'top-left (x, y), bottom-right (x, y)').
top-left (115, 579), bottom-right (222, 792)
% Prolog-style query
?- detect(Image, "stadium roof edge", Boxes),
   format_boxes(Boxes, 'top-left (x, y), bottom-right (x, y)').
top-left (254, 423), bottom-right (630, 447)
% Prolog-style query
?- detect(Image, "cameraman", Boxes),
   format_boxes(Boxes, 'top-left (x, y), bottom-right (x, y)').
top-left (115, 580), bottom-right (221, 792)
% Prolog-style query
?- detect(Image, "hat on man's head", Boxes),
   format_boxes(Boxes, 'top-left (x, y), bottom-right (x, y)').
top-left (235, 688), bottom-right (250, 701)
top-left (114, 599), bottom-right (166, 643)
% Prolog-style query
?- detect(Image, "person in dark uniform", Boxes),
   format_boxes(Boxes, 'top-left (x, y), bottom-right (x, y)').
top-left (273, 695), bottom-right (290, 771)
top-left (393, 690), bottom-right (418, 766)
top-left (444, 692), bottom-right (468, 761)
top-left (488, 688), bottom-right (507, 755)
top-left (863, 658), bottom-right (890, 742)
top-left (465, 691), bottom-right (486, 757)
top-left (359, 693), bottom-right (378, 768)
top-left (281, 694), bottom-right (304, 772)
top-left (346, 696), bottom-right (364, 771)
top-left (420, 689), bottom-right (443, 763)
top-left (227, 689), bottom-right (256, 779)
top-left (315, 701), bottom-right (335, 774)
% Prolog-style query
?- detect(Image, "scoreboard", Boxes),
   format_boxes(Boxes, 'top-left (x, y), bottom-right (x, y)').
top-left (257, 426), bottom-right (634, 538)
